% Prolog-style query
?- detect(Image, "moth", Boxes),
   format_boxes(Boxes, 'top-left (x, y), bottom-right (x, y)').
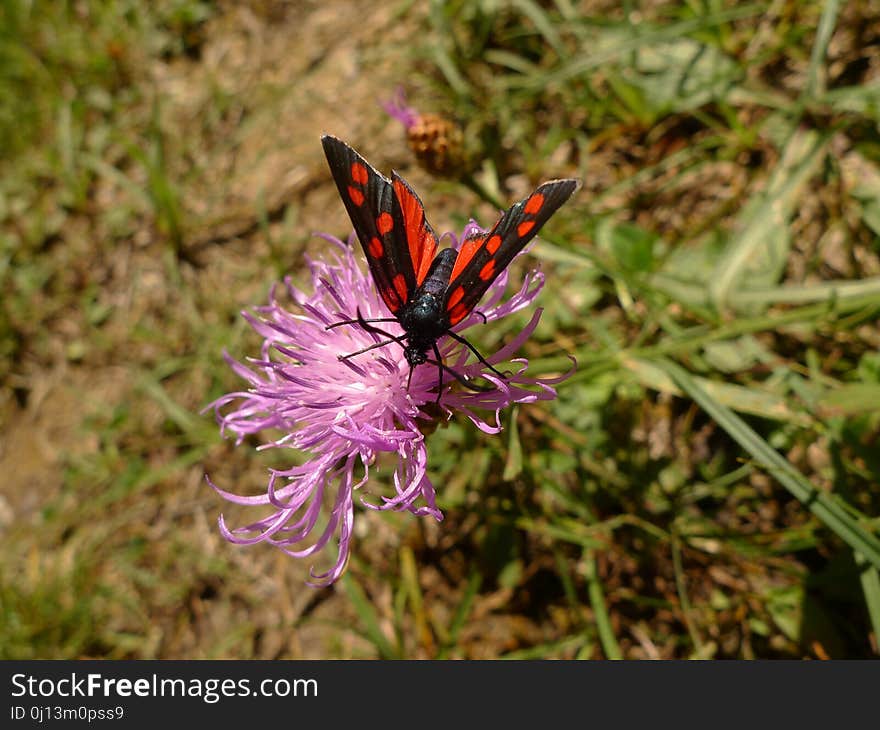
top-left (322, 135), bottom-right (577, 396)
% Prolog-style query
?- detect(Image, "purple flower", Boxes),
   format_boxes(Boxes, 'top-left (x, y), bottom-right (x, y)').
top-left (206, 227), bottom-right (571, 586)
top-left (382, 86), bottom-right (420, 130)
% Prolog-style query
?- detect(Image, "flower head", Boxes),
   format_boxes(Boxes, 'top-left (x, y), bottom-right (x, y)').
top-left (206, 227), bottom-right (571, 586)
top-left (383, 87), bottom-right (465, 176)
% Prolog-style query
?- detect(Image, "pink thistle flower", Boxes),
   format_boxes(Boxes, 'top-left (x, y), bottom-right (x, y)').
top-left (206, 228), bottom-right (571, 586)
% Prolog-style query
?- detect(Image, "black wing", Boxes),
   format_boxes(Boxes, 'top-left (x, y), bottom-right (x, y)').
top-left (443, 179), bottom-right (578, 325)
top-left (321, 135), bottom-right (421, 314)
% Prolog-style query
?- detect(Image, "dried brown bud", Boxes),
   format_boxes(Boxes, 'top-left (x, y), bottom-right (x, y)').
top-left (406, 113), bottom-right (465, 177)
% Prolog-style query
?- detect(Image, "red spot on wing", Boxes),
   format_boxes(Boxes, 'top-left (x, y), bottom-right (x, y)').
top-left (393, 273), bottom-right (408, 303)
top-left (348, 186), bottom-right (365, 206)
top-left (447, 285), bottom-right (465, 310)
top-left (524, 193), bottom-right (544, 215)
top-left (479, 260), bottom-right (496, 281)
top-left (450, 236), bottom-right (484, 282)
top-left (381, 287), bottom-right (400, 312)
top-left (377, 212), bottom-right (394, 234)
top-left (351, 163), bottom-right (369, 185)
top-left (368, 237), bottom-right (383, 258)
top-left (486, 234), bottom-right (502, 254)
top-left (517, 220), bottom-right (535, 237)
top-left (449, 302), bottom-right (469, 325)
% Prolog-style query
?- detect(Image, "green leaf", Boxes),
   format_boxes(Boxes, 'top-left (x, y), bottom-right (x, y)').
top-left (597, 220), bottom-right (657, 273)
top-left (702, 336), bottom-right (773, 373)
top-left (709, 129), bottom-right (827, 311)
top-left (821, 81), bottom-right (880, 122)
top-left (766, 586), bottom-right (803, 643)
top-left (818, 384), bottom-right (880, 416)
top-left (623, 37), bottom-right (741, 113)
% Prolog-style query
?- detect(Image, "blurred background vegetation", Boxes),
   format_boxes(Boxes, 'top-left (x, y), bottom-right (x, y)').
top-left (1, 0), bottom-right (879, 659)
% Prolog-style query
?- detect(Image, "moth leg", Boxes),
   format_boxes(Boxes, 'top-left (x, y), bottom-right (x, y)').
top-left (332, 309), bottom-right (405, 361)
top-left (425, 358), bottom-right (494, 393)
top-left (444, 330), bottom-right (507, 379)
top-left (432, 342), bottom-right (444, 404)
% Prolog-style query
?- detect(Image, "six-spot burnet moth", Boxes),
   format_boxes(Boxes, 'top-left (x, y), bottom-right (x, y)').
top-left (321, 134), bottom-right (578, 398)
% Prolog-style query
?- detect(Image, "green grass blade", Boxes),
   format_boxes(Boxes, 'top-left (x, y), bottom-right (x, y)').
top-left (400, 545), bottom-right (433, 655)
top-left (651, 274), bottom-right (880, 310)
top-left (656, 358), bottom-right (880, 569)
top-left (855, 552), bottom-right (880, 654)
top-left (510, 0), bottom-right (568, 59)
top-left (672, 534), bottom-right (709, 658)
top-left (500, 634), bottom-right (591, 659)
top-left (517, 517), bottom-right (606, 550)
top-left (583, 549), bottom-right (622, 660)
top-left (546, 290), bottom-right (880, 385)
top-left (436, 570), bottom-right (482, 659)
top-left (622, 356), bottom-right (813, 425)
top-left (502, 407), bottom-right (523, 480)
top-left (340, 573), bottom-right (400, 659)
top-left (541, 4), bottom-right (764, 89)
top-left (803, 0), bottom-right (840, 102)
